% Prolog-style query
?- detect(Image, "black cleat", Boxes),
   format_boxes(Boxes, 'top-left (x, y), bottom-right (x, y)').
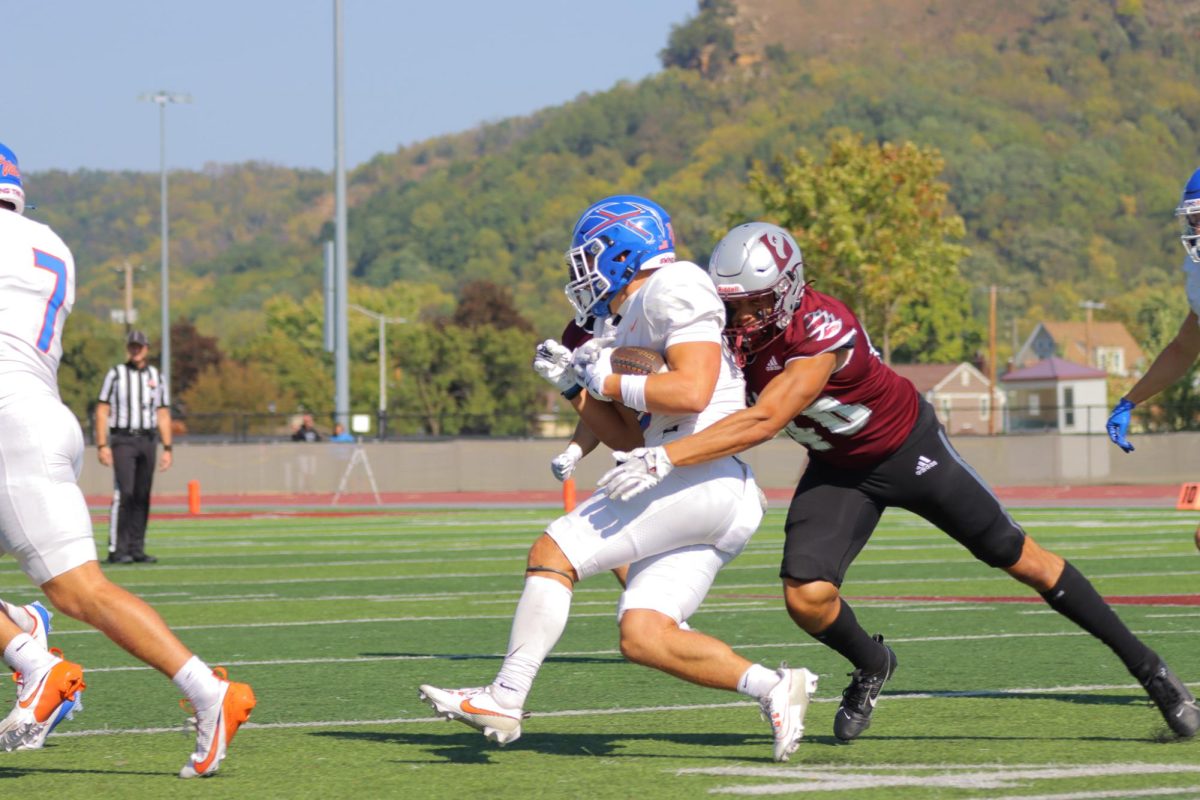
top-left (834, 634), bottom-right (897, 742)
top-left (106, 554), bottom-right (133, 564)
top-left (132, 553), bottom-right (158, 563)
top-left (1142, 661), bottom-right (1199, 738)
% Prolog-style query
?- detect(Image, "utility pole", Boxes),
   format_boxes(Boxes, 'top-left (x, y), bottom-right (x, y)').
top-left (988, 285), bottom-right (998, 435)
top-left (114, 261), bottom-right (141, 333)
top-left (1080, 300), bottom-right (1106, 368)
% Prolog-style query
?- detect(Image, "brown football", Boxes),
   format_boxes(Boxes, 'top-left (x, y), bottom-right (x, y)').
top-left (611, 346), bottom-right (667, 375)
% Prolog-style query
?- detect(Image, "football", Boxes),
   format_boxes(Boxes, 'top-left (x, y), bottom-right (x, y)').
top-left (611, 346), bottom-right (667, 375)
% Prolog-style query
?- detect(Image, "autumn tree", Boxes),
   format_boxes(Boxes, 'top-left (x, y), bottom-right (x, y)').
top-left (747, 132), bottom-right (976, 364)
top-left (170, 317), bottom-right (223, 398)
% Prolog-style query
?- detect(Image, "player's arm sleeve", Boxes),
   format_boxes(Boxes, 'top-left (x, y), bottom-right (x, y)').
top-left (647, 268), bottom-right (724, 347)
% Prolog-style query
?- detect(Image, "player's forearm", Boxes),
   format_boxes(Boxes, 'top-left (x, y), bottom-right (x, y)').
top-left (573, 395), bottom-right (644, 451)
top-left (664, 407), bottom-right (780, 467)
top-left (571, 421), bottom-right (601, 457)
top-left (1126, 332), bottom-right (1200, 404)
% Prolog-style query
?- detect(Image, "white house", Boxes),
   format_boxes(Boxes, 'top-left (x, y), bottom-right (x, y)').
top-left (999, 357), bottom-right (1108, 434)
top-left (891, 362), bottom-right (1001, 434)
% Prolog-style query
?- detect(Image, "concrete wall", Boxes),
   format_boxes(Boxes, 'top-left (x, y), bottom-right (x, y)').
top-left (77, 431), bottom-right (1200, 498)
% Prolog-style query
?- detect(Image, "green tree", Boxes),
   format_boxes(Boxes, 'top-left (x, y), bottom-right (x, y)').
top-left (659, 0), bottom-right (737, 77)
top-left (748, 133), bottom-right (976, 363)
top-left (58, 311), bottom-right (125, 428)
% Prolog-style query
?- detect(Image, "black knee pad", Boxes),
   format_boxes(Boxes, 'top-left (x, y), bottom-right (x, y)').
top-left (960, 513), bottom-right (1026, 568)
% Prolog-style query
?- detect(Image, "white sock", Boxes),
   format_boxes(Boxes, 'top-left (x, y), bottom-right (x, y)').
top-left (491, 576), bottom-right (573, 710)
top-left (172, 656), bottom-right (222, 710)
top-left (736, 664), bottom-right (780, 699)
top-left (0, 601), bottom-right (35, 636)
top-left (4, 633), bottom-right (56, 679)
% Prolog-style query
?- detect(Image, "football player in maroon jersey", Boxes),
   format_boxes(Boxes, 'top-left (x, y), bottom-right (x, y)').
top-left (600, 221), bottom-right (1199, 742)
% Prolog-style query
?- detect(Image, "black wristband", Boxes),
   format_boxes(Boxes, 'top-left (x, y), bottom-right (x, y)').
top-left (162, 444), bottom-right (173, 452)
top-left (561, 384), bottom-right (583, 400)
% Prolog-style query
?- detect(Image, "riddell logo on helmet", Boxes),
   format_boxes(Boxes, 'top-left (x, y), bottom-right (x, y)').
top-left (717, 284), bottom-right (746, 294)
top-left (0, 156), bottom-right (19, 180)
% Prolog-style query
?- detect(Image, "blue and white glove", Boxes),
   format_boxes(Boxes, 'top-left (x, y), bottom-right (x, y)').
top-left (573, 339), bottom-right (615, 402)
top-left (1106, 397), bottom-right (1136, 453)
top-left (533, 339), bottom-right (578, 393)
top-left (550, 442), bottom-right (583, 482)
top-left (598, 446), bottom-right (673, 501)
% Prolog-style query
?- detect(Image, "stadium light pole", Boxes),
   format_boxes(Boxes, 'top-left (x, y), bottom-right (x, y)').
top-left (332, 0), bottom-right (351, 435)
top-left (348, 304), bottom-right (407, 439)
top-left (138, 89), bottom-right (192, 398)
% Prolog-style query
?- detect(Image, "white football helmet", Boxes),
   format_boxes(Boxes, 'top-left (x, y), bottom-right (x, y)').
top-left (707, 222), bottom-right (806, 357)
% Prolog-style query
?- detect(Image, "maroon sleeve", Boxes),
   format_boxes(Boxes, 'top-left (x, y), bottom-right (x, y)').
top-left (561, 319), bottom-right (594, 350)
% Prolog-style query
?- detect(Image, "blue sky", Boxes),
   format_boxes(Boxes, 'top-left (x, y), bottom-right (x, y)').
top-left (7, 0), bottom-right (697, 173)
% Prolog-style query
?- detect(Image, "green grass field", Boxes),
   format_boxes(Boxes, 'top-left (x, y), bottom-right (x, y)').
top-left (2, 505), bottom-right (1197, 799)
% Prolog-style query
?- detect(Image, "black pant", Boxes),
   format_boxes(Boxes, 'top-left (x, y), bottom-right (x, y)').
top-left (109, 432), bottom-right (157, 559)
top-left (782, 399), bottom-right (1027, 584)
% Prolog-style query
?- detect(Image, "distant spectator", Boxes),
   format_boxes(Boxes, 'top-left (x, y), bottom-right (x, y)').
top-left (330, 422), bottom-right (355, 443)
top-left (291, 413), bottom-right (321, 442)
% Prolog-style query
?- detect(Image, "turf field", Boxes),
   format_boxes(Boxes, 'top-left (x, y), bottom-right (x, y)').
top-left (1, 504), bottom-right (1197, 799)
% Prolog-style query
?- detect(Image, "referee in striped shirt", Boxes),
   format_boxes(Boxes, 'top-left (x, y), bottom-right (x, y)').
top-left (95, 330), bottom-right (173, 564)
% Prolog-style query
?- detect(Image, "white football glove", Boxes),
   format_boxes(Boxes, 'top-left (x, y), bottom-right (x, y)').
top-left (533, 339), bottom-right (578, 393)
top-left (598, 446), bottom-right (674, 501)
top-left (550, 442), bottom-right (584, 482)
top-left (573, 340), bottom-right (615, 402)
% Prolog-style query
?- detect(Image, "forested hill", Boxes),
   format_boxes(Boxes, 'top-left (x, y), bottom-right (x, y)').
top-left (30, 0), bottom-right (1200, 412)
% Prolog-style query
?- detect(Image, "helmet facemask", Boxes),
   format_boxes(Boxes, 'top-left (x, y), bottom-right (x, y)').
top-left (1177, 201), bottom-right (1200, 264)
top-left (719, 276), bottom-right (801, 364)
top-left (564, 235), bottom-right (638, 322)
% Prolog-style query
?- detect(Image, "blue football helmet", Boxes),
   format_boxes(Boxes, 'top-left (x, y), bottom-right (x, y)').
top-left (1176, 167), bottom-right (1200, 264)
top-left (564, 195), bottom-right (675, 321)
top-left (0, 142), bottom-right (25, 215)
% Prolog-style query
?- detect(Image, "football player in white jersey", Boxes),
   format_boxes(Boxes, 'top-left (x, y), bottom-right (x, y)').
top-left (421, 196), bottom-right (817, 763)
top-left (0, 142), bottom-right (255, 775)
top-left (1107, 167), bottom-right (1200, 453)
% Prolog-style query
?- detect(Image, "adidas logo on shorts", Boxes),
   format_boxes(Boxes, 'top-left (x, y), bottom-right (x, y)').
top-left (765, 355), bottom-right (783, 372)
top-left (915, 455), bottom-right (938, 476)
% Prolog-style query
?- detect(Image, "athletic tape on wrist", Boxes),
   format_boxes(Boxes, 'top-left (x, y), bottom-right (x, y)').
top-left (619, 375), bottom-right (649, 412)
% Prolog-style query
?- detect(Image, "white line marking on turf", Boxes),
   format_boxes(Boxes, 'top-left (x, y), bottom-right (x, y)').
top-left (979, 788), bottom-right (1200, 800)
top-left (680, 764), bottom-right (1200, 796)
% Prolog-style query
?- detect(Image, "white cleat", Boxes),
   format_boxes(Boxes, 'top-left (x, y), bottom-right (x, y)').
top-left (418, 684), bottom-right (524, 745)
top-left (6, 602), bottom-right (83, 749)
top-left (0, 652), bottom-right (86, 753)
top-left (760, 666), bottom-right (818, 762)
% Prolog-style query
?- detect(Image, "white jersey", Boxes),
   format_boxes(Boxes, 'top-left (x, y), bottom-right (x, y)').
top-left (0, 212), bottom-right (75, 406)
top-left (1184, 256), bottom-right (1200, 318)
top-left (610, 261), bottom-right (746, 446)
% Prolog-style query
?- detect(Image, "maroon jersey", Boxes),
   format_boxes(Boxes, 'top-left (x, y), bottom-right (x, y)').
top-left (743, 287), bottom-right (920, 469)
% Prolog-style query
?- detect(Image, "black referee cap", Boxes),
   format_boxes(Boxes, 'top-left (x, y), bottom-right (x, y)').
top-left (126, 330), bottom-right (149, 347)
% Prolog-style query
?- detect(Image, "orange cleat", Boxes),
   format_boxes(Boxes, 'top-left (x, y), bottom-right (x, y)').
top-left (178, 668), bottom-right (256, 778)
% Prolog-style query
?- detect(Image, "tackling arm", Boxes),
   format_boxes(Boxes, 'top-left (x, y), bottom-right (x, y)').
top-left (664, 352), bottom-right (839, 467)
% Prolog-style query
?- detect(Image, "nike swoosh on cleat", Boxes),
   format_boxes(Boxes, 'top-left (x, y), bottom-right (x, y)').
top-left (460, 699), bottom-right (517, 719)
top-left (17, 674), bottom-right (49, 709)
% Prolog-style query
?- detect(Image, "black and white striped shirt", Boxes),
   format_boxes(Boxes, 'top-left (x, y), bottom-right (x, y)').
top-left (97, 363), bottom-right (170, 431)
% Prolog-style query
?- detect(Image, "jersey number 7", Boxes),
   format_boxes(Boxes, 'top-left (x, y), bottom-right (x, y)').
top-left (33, 249), bottom-right (67, 353)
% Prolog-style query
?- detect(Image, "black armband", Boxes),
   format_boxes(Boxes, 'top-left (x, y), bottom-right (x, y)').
top-left (561, 384), bottom-right (583, 400)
